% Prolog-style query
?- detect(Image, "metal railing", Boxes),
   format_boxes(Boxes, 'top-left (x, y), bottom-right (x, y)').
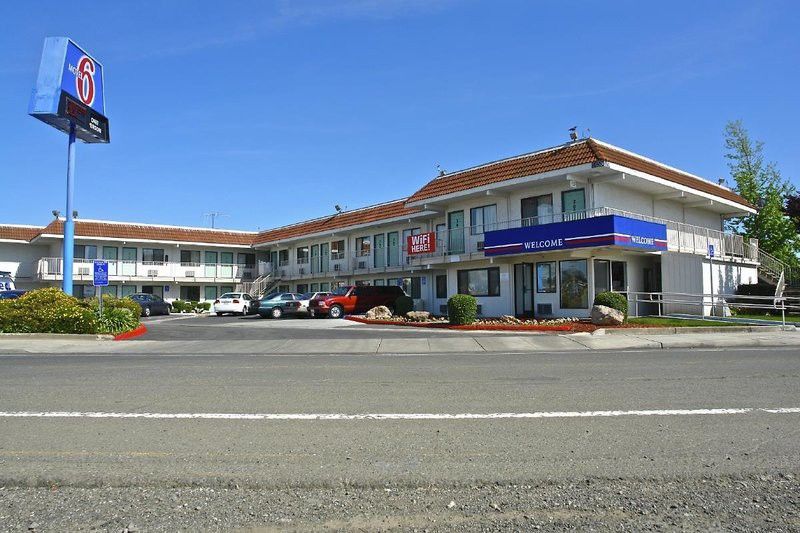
top-left (628, 290), bottom-right (800, 326)
top-left (35, 258), bottom-right (255, 281)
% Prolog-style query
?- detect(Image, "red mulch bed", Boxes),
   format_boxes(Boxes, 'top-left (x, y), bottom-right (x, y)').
top-left (345, 316), bottom-right (572, 332)
top-left (114, 324), bottom-right (148, 340)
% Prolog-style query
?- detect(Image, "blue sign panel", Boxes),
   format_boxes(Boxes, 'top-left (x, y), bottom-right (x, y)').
top-left (29, 37), bottom-right (109, 143)
top-left (93, 260), bottom-right (109, 287)
top-left (483, 215), bottom-right (667, 257)
top-left (708, 244), bottom-right (715, 258)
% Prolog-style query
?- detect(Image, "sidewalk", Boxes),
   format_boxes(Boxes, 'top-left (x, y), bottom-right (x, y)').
top-left (0, 330), bottom-right (798, 355)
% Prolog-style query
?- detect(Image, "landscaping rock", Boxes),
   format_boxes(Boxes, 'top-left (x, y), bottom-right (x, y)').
top-left (365, 306), bottom-right (392, 320)
top-left (591, 304), bottom-right (624, 326)
top-left (406, 311), bottom-right (431, 322)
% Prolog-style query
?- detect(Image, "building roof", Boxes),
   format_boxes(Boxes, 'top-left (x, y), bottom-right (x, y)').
top-left (37, 219), bottom-right (257, 246)
top-left (406, 138), bottom-right (754, 209)
top-left (253, 199), bottom-right (423, 245)
top-left (0, 225), bottom-right (43, 242)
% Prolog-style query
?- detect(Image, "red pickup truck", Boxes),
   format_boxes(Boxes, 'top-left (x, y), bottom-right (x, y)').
top-left (309, 285), bottom-right (406, 318)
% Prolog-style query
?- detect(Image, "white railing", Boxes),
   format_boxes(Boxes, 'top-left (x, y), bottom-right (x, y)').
top-left (35, 258), bottom-right (255, 282)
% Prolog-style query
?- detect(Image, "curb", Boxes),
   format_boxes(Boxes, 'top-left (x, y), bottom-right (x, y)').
top-left (0, 333), bottom-right (114, 341)
top-left (113, 324), bottom-right (148, 341)
top-left (595, 325), bottom-right (798, 335)
top-left (345, 316), bottom-right (572, 332)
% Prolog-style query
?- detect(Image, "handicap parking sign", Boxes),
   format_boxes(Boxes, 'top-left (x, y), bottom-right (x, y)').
top-left (93, 260), bottom-right (109, 287)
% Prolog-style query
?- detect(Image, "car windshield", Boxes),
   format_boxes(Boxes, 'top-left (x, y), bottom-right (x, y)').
top-left (331, 287), bottom-right (350, 296)
top-left (220, 293), bottom-right (240, 299)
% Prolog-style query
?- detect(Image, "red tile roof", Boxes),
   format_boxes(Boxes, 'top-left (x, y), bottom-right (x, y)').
top-left (38, 220), bottom-right (256, 246)
top-left (0, 225), bottom-right (43, 242)
top-left (407, 139), bottom-right (753, 209)
top-left (253, 200), bottom-right (424, 245)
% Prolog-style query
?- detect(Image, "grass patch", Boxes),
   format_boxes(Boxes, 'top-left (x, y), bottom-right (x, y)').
top-left (730, 313), bottom-right (800, 323)
top-left (627, 317), bottom-right (742, 327)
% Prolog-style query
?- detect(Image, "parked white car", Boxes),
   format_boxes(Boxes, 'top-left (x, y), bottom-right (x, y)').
top-left (213, 292), bottom-right (256, 316)
top-left (297, 292), bottom-right (331, 316)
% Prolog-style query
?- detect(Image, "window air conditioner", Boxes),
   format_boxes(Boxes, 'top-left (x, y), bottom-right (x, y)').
top-left (185, 271), bottom-right (195, 277)
top-left (536, 303), bottom-right (553, 316)
top-left (333, 264), bottom-right (341, 271)
top-left (78, 267), bottom-right (90, 276)
top-left (357, 261), bottom-right (366, 269)
top-left (147, 269), bottom-right (158, 277)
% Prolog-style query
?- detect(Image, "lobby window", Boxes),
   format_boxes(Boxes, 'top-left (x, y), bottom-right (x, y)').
top-left (436, 274), bottom-right (448, 299)
top-left (521, 194), bottom-right (554, 226)
top-left (296, 246), bottom-right (310, 264)
top-left (355, 237), bottom-right (371, 257)
top-left (142, 248), bottom-right (165, 264)
top-left (180, 250), bottom-right (201, 266)
top-left (559, 260), bottom-right (588, 309)
top-left (457, 267), bottom-right (500, 297)
top-left (331, 240), bottom-right (345, 259)
top-left (469, 204), bottom-right (497, 235)
top-left (536, 262), bottom-right (557, 293)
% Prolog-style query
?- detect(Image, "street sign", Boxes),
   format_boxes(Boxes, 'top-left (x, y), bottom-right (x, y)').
top-left (708, 244), bottom-right (715, 258)
top-left (93, 260), bottom-right (109, 287)
top-left (29, 37), bottom-right (109, 143)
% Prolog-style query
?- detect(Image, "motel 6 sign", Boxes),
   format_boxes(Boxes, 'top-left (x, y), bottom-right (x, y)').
top-left (29, 37), bottom-right (109, 143)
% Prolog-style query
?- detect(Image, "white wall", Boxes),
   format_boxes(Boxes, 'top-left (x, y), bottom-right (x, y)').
top-left (0, 242), bottom-right (49, 289)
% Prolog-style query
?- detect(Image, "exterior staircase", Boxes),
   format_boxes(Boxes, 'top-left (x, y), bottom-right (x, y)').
top-left (236, 272), bottom-right (281, 298)
top-left (757, 249), bottom-right (800, 298)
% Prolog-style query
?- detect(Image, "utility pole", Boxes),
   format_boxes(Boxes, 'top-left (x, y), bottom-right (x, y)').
top-left (203, 212), bottom-right (228, 229)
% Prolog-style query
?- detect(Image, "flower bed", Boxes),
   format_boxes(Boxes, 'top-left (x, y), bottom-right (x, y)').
top-left (346, 315), bottom-right (575, 332)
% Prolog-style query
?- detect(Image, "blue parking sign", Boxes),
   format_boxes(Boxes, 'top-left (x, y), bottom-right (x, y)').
top-left (93, 260), bottom-right (109, 287)
top-left (708, 244), bottom-right (715, 258)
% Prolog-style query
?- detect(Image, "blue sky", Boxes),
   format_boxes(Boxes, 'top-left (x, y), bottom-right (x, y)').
top-left (2, 0), bottom-right (798, 230)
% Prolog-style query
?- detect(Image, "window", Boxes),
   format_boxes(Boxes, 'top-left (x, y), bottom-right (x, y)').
top-left (469, 204), bottom-right (497, 235)
top-left (73, 285), bottom-right (95, 298)
top-left (142, 248), bottom-right (165, 263)
top-left (561, 189), bottom-right (586, 217)
top-left (401, 228), bottom-right (421, 252)
top-left (220, 252), bottom-right (233, 265)
top-left (386, 278), bottom-right (401, 288)
top-left (180, 286), bottom-right (200, 301)
top-left (356, 237), bottom-right (371, 257)
top-left (374, 279), bottom-right (386, 286)
top-left (594, 260), bottom-right (610, 295)
top-left (219, 285), bottom-right (235, 294)
top-left (457, 267), bottom-right (500, 297)
top-left (436, 274), bottom-right (448, 299)
top-left (278, 250), bottom-right (289, 266)
top-left (296, 246), bottom-right (309, 264)
top-left (102, 246), bottom-right (118, 260)
top-left (331, 240), bottom-right (345, 259)
top-left (310, 283), bottom-right (319, 292)
top-left (401, 277), bottom-right (421, 299)
top-left (296, 284), bottom-right (309, 294)
top-left (122, 247), bottom-right (137, 262)
top-left (74, 245), bottom-right (98, 260)
top-left (204, 286), bottom-right (217, 301)
top-left (104, 285), bottom-right (118, 297)
top-left (559, 260), bottom-right (588, 309)
top-left (521, 194), bottom-right (554, 225)
top-left (204, 251), bottom-right (217, 264)
top-left (180, 250), bottom-right (201, 265)
top-left (536, 262), bottom-right (556, 293)
top-left (320, 282), bottom-right (330, 291)
top-left (237, 253), bottom-right (255, 267)
top-left (611, 261), bottom-right (627, 293)
top-left (355, 280), bottom-right (371, 286)
top-left (121, 285), bottom-right (136, 297)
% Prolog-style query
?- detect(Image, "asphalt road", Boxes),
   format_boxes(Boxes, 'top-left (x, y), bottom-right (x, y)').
top-left (0, 345), bottom-right (798, 530)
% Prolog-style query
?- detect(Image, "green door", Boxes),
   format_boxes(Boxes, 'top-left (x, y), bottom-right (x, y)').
top-left (320, 243), bottom-right (330, 273)
top-left (374, 234), bottom-right (386, 268)
top-left (121, 247), bottom-right (137, 276)
top-left (103, 246), bottom-right (118, 275)
top-left (204, 251), bottom-right (218, 278)
top-left (220, 252), bottom-right (234, 278)
top-left (387, 232), bottom-right (399, 266)
top-left (311, 244), bottom-right (320, 273)
top-left (448, 211), bottom-right (465, 254)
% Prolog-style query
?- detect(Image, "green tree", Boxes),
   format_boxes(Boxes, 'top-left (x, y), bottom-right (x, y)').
top-left (724, 120), bottom-right (799, 266)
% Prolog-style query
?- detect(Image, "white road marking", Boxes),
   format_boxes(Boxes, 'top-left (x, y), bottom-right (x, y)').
top-left (0, 407), bottom-right (796, 421)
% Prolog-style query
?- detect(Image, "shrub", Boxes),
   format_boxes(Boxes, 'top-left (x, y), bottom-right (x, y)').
top-left (196, 302), bottom-right (211, 312)
top-left (448, 294), bottom-right (478, 325)
top-left (593, 291), bottom-right (628, 319)
top-left (729, 282), bottom-right (776, 314)
top-left (393, 295), bottom-right (414, 316)
top-left (81, 294), bottom-right (141, 319)
top-left (0, 287), bottom-right (97, 334)
top-left (96, 307), bottom-right (139, 334)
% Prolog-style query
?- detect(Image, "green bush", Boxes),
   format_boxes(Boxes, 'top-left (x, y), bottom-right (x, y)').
top-left (448, 294), bottom-right (478, 325)
top-left (393, 295), bottom-right (414, 316)
top-left (593, 291), bottom-right (628, 319)
top-left (96, 307), bottom-right (139, 334)
top-left (81, 294), bottom-right (141, 319)
top-left (0, 287), bottom-right (97, 334)
top-left (196, 302), bottom-right (211, 312)
top-left (171, 300), bottom-right (186, 313)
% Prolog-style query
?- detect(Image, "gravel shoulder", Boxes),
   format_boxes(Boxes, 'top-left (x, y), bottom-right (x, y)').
top-left (2, 473), bottom-right (797, 532)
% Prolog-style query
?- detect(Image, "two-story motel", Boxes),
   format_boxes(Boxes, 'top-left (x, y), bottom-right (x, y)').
top-left (0, 138), bottom-right (764, 318)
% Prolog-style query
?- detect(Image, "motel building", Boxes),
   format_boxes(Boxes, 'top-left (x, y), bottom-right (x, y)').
top-left (0, 138), bottom-right (769, 318)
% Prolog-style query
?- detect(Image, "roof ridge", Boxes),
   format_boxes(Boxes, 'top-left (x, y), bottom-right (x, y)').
top-left (46, 218), bottom-right (258, 234)
top-left (255, 198), bottom-right (410, 236)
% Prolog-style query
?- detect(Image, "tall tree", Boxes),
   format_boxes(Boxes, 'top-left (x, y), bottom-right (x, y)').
top-left (724, 120), bottom-right (799, 266)
top-left (787, 192), bottom-right (800, 233)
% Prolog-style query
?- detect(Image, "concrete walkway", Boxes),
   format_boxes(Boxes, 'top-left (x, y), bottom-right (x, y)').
top-left (0, 330), bottom-right (798, 355)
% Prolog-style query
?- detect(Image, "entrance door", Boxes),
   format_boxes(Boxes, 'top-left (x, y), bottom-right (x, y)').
top-left (594, 259), bottom-right (610, 295)
top-left (373, 234), bottom-right (386, 268)
top-left (448, 211), bottom-right (465, 254)
top-left (514, 263), bottom-right (534, 317)
top-left (320, 243), bottom-right (330, 273)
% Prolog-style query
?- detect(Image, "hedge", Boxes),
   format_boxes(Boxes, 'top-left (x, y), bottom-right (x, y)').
top-left (593, 291), bottom-right (628, 319)
top-left (447, 294), bottom-right (478, 325)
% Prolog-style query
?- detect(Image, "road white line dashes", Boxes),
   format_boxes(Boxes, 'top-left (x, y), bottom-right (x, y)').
top-left (0, 407), bottom-right (797, 421)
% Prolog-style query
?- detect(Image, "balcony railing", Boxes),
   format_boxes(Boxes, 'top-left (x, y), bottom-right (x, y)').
top-left (35, 259), bottom-right (255, 282)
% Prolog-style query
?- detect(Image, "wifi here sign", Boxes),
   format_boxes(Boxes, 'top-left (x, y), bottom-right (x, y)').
top-left (407, 232), bottom-right (436, 255)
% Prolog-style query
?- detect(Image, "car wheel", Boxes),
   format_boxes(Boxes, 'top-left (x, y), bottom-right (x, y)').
top-left (271, 307), bottom-right (283, 319)
top-left (143, 306), bottom-right (152, 317)
top-left (165, 306), bottom-right (171, 316)
top-left (328, 305), bottom-right (344, 319)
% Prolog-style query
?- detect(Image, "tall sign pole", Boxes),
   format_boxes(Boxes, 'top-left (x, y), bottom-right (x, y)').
top-left (28, 37), bottom-right (110, 295)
